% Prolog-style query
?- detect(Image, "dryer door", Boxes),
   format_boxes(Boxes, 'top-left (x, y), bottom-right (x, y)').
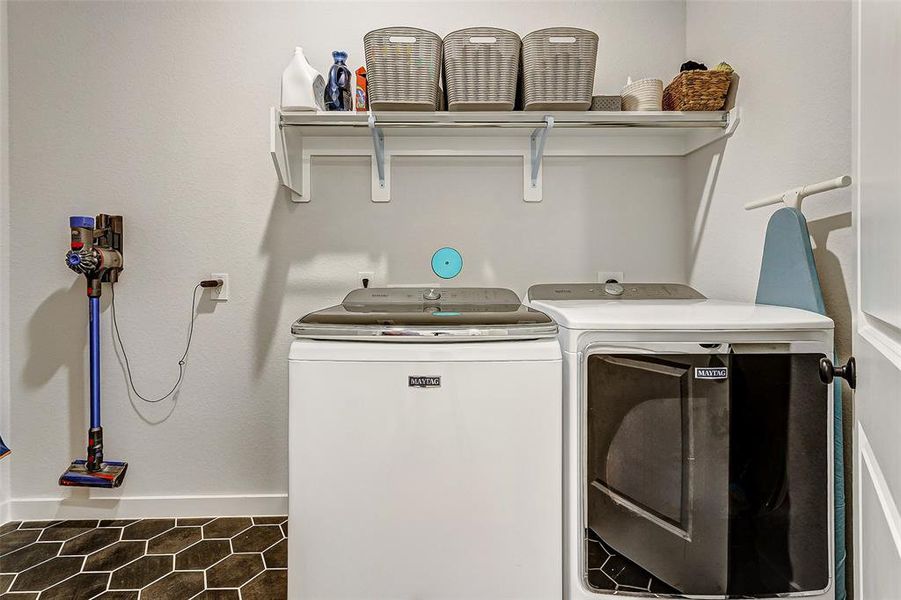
top-left (584, 347), bottom-right (830, 596)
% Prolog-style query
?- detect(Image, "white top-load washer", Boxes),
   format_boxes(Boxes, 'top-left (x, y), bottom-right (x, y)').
top-left (289, 287), bottom-right (563, 600)
top-left (528, 283), bottom-right (835, 600)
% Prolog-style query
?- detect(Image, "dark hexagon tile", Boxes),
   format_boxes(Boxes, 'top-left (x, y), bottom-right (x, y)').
top-left (0, 530), bottom-right (39, 555)
top-left (202, 518), bottom-right (251, 539)
top-left (36, 527), bottom-right (91, 543)
top-left (600, 554), bottom-right (654, 589)
top-left (241, 569), bottom-right (287, 600)
top-left (147, 527), bottom-right (201, 555)
top-left (0, 524), bottom-right (20, 537)
top-left (205, 553), bottom-right (264, 588)
top-left (48, 521), bottom-right (98, 529)
top-left (176, 517), bottom-right (212, 527)
top-left (10, 556), bottom-right (83, 591)
top-left (263, 539), bottom-right (287, 569)
top-left (192, 591), bottom-right (239, 600)
top-left (140, 571), bottom-right (204, 600)
top-left (60, 528), bottom-right (120, 556)
top-left (109, 555), bottom-right (172, 589)
top-left (280, 521), bottom-right (287, 537)
top-left (38, 572), bottom-right (109, 600)
top-left (93, 593), bottom-right (139, 600)
top-left (0, 593), bottom-right (39, 599)
top-left (0, 575), bottom-right (13, 593)
top-left (0, 542), bottom-right (61, 572)
top-left (17, 521), bottom-right (57, 530)
top-left (84, 541), bottom-right (145, 572)
top-left (122, 519), bottom-right (175, 541)
top-left (231, 526), bottom-right (282, 553)
top-left (99, 519), bottom-right (136, 528)
top-left (251, 516), bottom-right (286, 525)
top-left (174, 539), bottom-right (230, 570)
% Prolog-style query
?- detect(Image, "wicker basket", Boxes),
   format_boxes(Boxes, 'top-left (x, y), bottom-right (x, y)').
top-left (443, 27), bottom-right (521, 111)
top-left (364, 27), bottom-right (442, 111)
top-left (663, 70), bottom-right (731, 111)
top-left (522, 27), bottom-right (598, 111)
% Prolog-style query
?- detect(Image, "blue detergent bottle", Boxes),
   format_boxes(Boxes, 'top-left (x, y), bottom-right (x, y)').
top-left (324, 51), bottom-right (352, 111)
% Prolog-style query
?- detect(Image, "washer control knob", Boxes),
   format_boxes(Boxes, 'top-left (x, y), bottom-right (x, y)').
top-left (604, 282), bottom-right (625, 296)
top-left (424, 288), bottom-right (441, 301)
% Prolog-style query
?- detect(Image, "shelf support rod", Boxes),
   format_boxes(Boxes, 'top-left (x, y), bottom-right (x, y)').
top-left (368, 115), bottom-right (386, 189)
top-left (529, 116), bottom-right (554, 188)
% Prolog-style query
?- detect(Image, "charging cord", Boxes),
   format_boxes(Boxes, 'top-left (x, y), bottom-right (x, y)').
top-left (110, 279), bottom-right (219, 403)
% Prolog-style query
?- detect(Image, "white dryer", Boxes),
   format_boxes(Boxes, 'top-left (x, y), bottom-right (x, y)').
top-left (289, 287), bottom-right (563, 600)
top-left (528, 283), bottom-right (835, 600)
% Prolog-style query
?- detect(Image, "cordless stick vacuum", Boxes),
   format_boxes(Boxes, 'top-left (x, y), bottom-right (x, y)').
top-left (59, 214), bottom-right (128, 488)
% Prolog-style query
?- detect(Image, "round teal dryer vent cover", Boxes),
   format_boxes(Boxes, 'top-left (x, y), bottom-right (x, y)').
top-left (431, 247), bottom-right (463, 279)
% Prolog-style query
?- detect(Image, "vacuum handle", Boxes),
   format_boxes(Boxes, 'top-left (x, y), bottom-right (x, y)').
top-left (819, 356), bottom-right (857, 390)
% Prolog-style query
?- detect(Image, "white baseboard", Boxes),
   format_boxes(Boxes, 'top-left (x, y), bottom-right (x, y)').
top-left (7, 493), bottom-right (288, 521)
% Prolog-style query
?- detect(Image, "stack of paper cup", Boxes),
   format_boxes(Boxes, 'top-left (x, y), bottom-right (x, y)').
top-left (621, 77), bottom-right (663, 111)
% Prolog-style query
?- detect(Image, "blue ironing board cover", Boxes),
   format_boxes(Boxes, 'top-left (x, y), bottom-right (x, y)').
top-left (755, 205), bottom-right (845, 600)
top-left (756, 207), bottom-right (825, 314)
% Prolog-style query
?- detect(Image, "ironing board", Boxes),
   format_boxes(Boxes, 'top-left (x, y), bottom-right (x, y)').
top-left (756, 206), bottom-right (846, 600)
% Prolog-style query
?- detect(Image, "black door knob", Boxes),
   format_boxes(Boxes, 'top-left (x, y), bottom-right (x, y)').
top-left (819, 357), bottom-right (856, 390)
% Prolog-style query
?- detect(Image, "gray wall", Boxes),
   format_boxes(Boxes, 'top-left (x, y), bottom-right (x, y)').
top-left (6, 0), bottom-right (689, 513)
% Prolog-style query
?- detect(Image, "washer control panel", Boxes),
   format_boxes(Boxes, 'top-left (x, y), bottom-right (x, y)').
top-left (528, 283), bottom-right (706, 301)
top-left (344, 287), bottom-right (521, 306)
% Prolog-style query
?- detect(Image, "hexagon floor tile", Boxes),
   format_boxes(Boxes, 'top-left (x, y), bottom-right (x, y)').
top-left (0, 516), bottom-right (288, 598)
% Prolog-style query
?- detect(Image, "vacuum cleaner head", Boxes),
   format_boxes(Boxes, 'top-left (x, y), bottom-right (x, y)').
top-left (59, 460), bottom-right (128, 488)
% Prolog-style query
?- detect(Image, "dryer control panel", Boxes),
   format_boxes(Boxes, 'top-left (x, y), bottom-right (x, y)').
top-left (528, 283), bottom-right (706, 301)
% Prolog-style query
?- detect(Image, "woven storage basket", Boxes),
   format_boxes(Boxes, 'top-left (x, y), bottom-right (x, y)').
top-left (621, 78), bottom-right (663, 111)
top-left (591, 95), bottom-right (621, 111)
top-left (663, 70), bottom-right (731, 111)
top-left (522, 27), bottom-right (598, 111)
top-left (444, 27), bottom-right (521, 111)
top-left (364, 27), bottom-right (442, 111)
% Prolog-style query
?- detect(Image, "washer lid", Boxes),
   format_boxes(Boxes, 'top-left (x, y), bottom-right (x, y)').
top-left (528, 283), bottom-right (833, 331)
top-left (293, 287), bottom-right (558, 340)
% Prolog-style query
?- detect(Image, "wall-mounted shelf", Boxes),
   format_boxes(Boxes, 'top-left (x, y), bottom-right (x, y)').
top-left (270, 107), bottom-right (740, 203)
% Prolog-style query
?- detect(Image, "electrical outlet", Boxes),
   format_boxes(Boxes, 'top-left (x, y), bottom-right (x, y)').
top-left (358, 271), bottom-right (375, 288)
top-left (596, 271), bottom-right (624, 284)
top-left (211, 273), bottom-right (229, 301)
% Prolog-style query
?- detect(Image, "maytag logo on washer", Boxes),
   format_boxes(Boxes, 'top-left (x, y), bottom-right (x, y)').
top-left (409, 376), bottom-right (441, 388)
top-left (695, 367), bottom-right (728, 380)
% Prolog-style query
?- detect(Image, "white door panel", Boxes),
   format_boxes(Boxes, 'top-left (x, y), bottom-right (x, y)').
top-left (858, 426), bottom-right (901, 598)
top-left (854, 0), bottom-right (901, 596)
top-left (859, 0), bottom-right (901, 330)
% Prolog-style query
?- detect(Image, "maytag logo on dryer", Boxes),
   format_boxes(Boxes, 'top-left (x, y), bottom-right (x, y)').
top-left (409, 376), bottom-right (441, 388)
top-left (695, 367), bottom-right (728, 380)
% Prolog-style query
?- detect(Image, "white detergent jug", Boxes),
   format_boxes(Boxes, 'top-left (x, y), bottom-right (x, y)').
top-left (281, 47), bottom-right (325, 112)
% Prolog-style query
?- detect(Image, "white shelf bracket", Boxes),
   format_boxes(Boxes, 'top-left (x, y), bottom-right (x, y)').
top-left (368, 115), bottom-right (391, 201)
top-left (270, 107), bottom-right (305, 202)
top-left (527, 116), bottom-right (554, 201)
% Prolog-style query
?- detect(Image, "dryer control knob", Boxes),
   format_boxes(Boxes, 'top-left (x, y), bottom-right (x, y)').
top-left (424, 288), bottom-right (441, 301)
top-left (604, 282), bottom-right (625, 296)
